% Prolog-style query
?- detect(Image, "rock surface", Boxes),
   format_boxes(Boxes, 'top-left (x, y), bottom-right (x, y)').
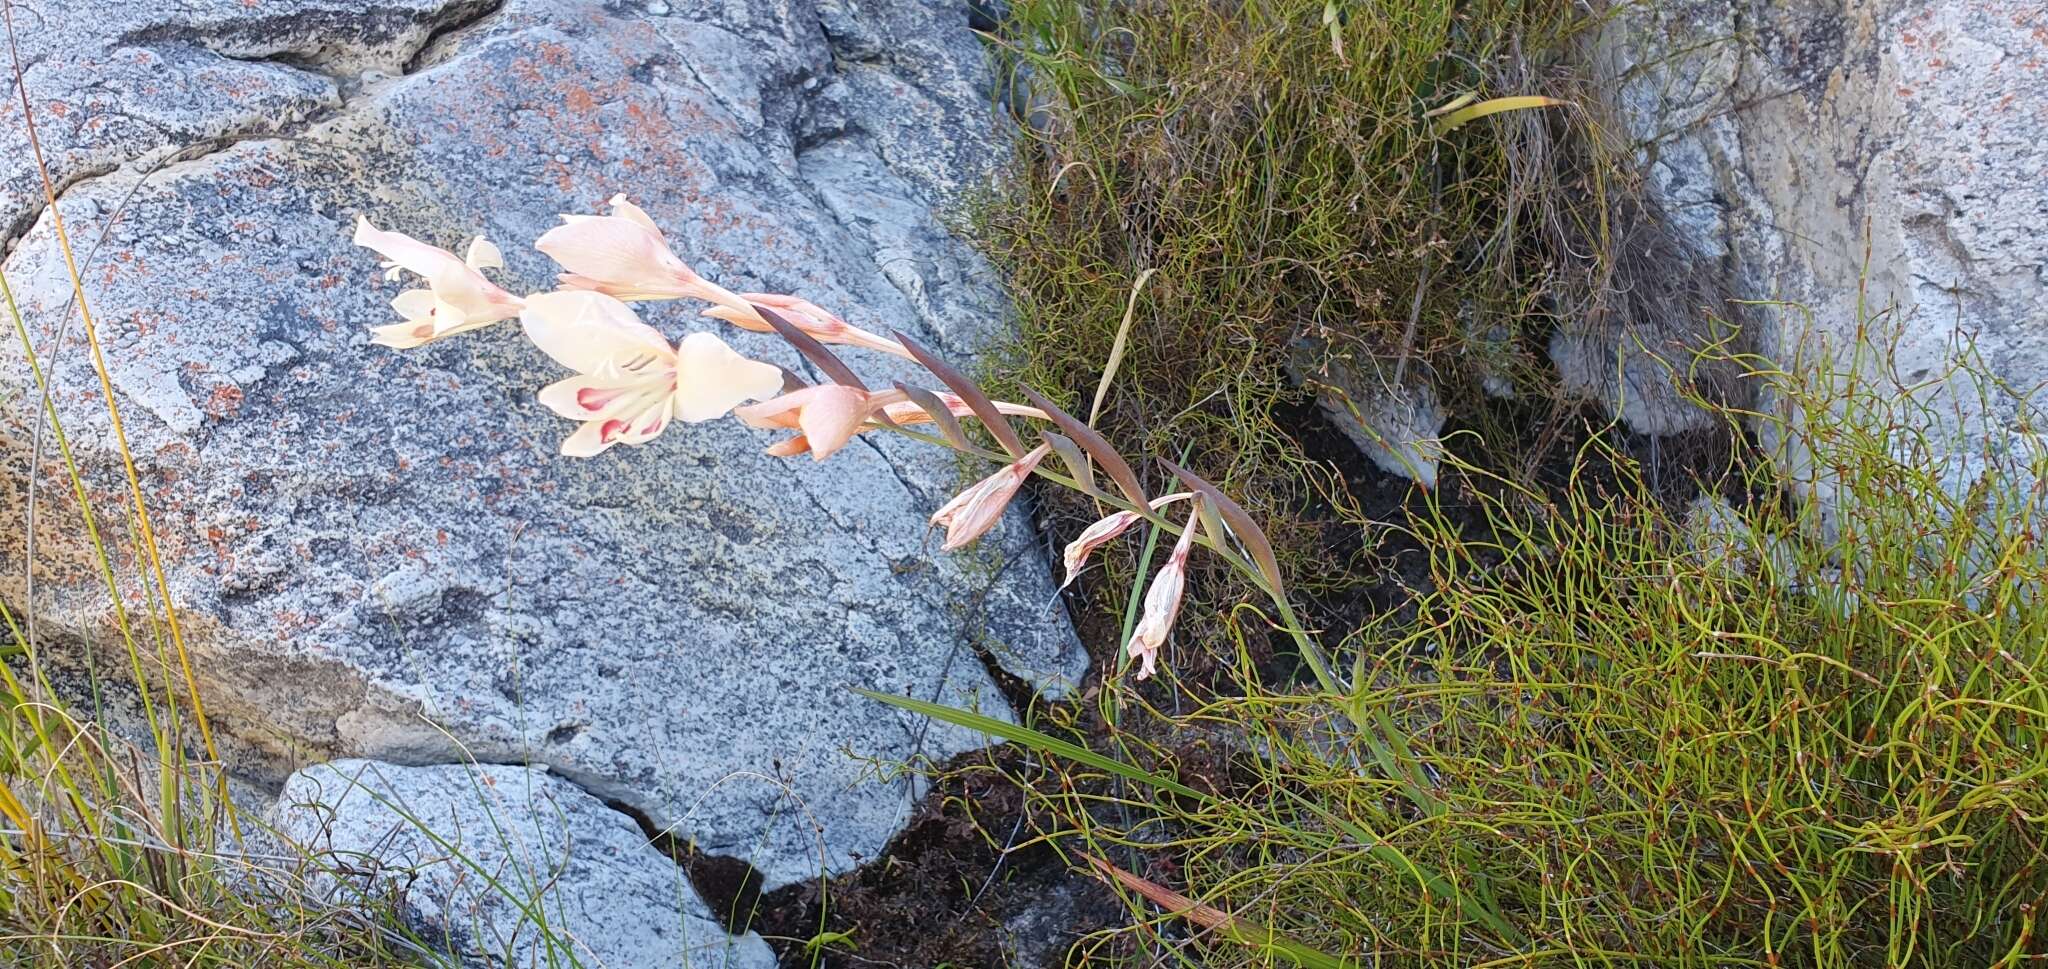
top-left (270, 758), bottom-right (777, 968)
top-left (0, 0), bottom-right (1085, 899)
top-left (1291, 346), bottom-right (1446, 489)
top-left (1582, 0), bottom-right (2048, 441)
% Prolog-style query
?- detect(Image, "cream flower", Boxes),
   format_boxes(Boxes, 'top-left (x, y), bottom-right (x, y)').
top-left (929, 444), bottom-right (1052, 551)
top-left (536, 194), bottom-right (741, 305)
top-left (701, 293), bottom-right (914, 359)
top-left (353, 215), bottom-right (524, 348)
top-left (521, 290), bottom-right (783, 457)
top-left (1128, 499), bottom-right (1202, 680)
top-left (732, 384), bottom-right (909, 461)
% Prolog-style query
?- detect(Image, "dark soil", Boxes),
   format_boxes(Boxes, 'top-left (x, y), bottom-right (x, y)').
top-left (740, 743), bottom-right (1124, 967)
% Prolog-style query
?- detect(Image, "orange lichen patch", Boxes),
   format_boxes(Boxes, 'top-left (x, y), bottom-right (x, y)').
top-left (204, 384), bottom-right (245, 420)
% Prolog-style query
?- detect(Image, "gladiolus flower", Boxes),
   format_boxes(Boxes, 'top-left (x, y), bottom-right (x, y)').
top-left (536, 194), bottom-right (742, 305)
top-left (738, 388), bottom-right (1047, 460)
top-left (929, 444), bottom-right (1052, 551)
top-left (1060, 492), bottom-right (1195, 585)
top-left (701, 293), bottom-right (914, 359)
top-left (734, 384), bottom-right (909, 462)
top-left (521, 290), bottom-right (783, 457)
top-left (1128, 499), bottom-right (1202, 680)
top-left (352, 215), bottom-right (523, 348)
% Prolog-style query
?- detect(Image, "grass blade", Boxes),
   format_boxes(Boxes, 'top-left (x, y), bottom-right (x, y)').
top-left (1433, 95), bottom-right (1567, 132)
top-left (854, 688), bottom-right (1209, 802)
top-left (1088, 267), bottom-right (1154, 426)
top-left (1274, 785), bottom-right (1520, 942)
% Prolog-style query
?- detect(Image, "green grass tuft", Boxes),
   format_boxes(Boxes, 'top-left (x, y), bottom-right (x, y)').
top-left (975, 0), bottom-right (1619, 660)
top-left (975, 339), bottom-right (2048, 966)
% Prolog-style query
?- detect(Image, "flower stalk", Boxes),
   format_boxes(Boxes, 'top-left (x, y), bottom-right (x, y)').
top-left (348, 195), bottom-right (1385, 739)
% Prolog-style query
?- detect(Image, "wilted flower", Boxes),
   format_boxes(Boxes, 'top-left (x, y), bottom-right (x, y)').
top-left (1060, 492), bottom-right (1195, 585)
top-left (1128, 499), bottom-right (1202, 680)
top-left (353, 215), bottom-right (523, 348)
top-left (536, 194), bottom-right (744, 306)
top-left (521, 290), bottom-right (783, 456)
top-left (929, 444), bottom-right (1052, 551)
top-left (733, 384), bottom-right (909, 461)
top-left (701, 293), bottom-right (913, 359)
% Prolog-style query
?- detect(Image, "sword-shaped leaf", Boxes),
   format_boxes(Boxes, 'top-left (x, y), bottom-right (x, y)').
top-left (1018, 386), bottom-right (1147, 508)
top-left (1160, 457), bottom-right (1284, 598)
top-left (1038, 430), bottom-right (1100, 497)
top-left (856, 689), bottom-right (1209, 802)
top-left (754, 302), bottom-right (867, 391)
top-left (893, 331), bottom-right (1029, 458)
top-left (896, 383), bottom-right (970, 451)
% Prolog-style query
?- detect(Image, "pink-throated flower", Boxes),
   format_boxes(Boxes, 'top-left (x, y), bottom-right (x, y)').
top-left (352, 215), bottom-right (523, 348)
top-left (700, 293), bottom-right (914, 359)
top-left (928, 444), bottom-right (1052, 551)
top-left (1060, 492), bottom-right (1195, 586)
top-left (733, 384), bottom-right (911, 461)
top-left (521, 290), bottom-right (782, 456)
top-left (1128, 499), bottom-right (1202, 680)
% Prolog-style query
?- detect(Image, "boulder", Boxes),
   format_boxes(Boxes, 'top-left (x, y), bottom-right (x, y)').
top-left (1581, 0), bottom-right (2047, 443)
top-left (269, 758), bottom-right (777, 968)
top-left (0, 0), bottom-right (1085, 896)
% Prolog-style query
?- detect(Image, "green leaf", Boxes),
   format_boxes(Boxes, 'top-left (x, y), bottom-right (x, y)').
top-left (854, 689), bottom-right (1211, 803)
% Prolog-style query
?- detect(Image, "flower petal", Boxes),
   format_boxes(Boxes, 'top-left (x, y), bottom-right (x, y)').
top-left (520, 290), bottom-right (674, 375)
top-left (465, 236), bottom-right (504, 270)
top-left (733, 385), bottom-right (829, 430)
top-left (354, 215), bottom-right (463, 280)
top-left (793, 384), bottom-right (874, 460)
top-left (534, 214), bottom-right (694, 300)
top-left (1062, 510), bottom-right (1142, 584)
top-left (608, 194), bottom-right (663, 234)
top-left (765, 434), bottom-right (813, 457)
top-left (933, 445), bottom-right (1050, 551)
top-left (369, 320), bottom-right (438, 349)
top-left (1128, 500), bottom-right (1201, 680)
top-left (669, 331), bottom-right (786, 422)
top-left (560, 419), bottom-right (618, 457)
top-left (391, 289), bottom-right (437, 322)
top-left (538, 373), bottom-right (654, 421)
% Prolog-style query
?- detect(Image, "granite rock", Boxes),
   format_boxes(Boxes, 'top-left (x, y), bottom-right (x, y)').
top-left (269, 758), bottom-right (777, 968)
top-left (0, 0), bottom-right (1084, 897)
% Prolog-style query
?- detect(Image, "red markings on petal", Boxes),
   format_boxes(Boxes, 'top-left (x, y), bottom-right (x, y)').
top-left (577, 387), bottom-right (623, 412)
top-left (600, 419), bottom-right (628, 442)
